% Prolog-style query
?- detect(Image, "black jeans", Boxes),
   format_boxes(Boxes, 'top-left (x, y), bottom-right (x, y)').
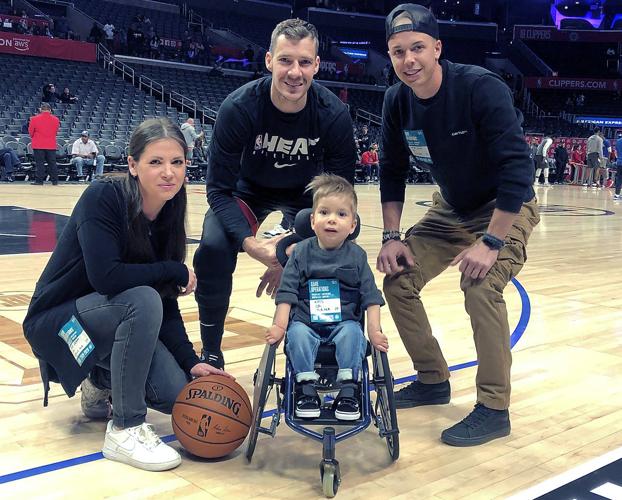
top-left (33, 149), bottom-right (58, 183)
top-left (76, 286), bottom-right (190, 428)
top-left (193, 188), bottom-right (311, 351)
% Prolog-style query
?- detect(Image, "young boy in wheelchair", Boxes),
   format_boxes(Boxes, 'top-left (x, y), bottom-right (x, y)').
top-left (265, 174), bottom-right (389, 421)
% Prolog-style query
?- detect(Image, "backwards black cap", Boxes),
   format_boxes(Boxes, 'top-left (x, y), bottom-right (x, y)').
top-left (386, 3), bottom-right (439, 43)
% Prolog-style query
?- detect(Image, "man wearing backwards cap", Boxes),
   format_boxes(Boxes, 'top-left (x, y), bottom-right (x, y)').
top-left (377, 4), bottom-right (539, 446)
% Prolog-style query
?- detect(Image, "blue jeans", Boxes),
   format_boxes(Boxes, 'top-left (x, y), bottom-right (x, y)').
top-left (75, 286), bottom-right (190, 428)
top-left (285, 320), bottom-right (367, 383)
top-left (1, 149), bottom-right (20, 176)
top-left (71, 155), bottom-right (105, 177)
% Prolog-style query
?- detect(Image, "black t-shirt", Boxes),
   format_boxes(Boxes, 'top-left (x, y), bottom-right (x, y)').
top-left (207, 76), bottom-right (357, 248)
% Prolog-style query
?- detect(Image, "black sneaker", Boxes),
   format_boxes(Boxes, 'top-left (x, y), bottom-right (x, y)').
top-left (295, 381), bottom-right (321, 418)
top-left (30, 181), bottom-right (43, 185)
top-left (441, 403), bottom-right (511, 447)
top-left (199, 349), bottom-right (225, 370)
top-left (394, 380), bottom-right (450, 409)
top-left (334, 382), bottom-right (360, 421)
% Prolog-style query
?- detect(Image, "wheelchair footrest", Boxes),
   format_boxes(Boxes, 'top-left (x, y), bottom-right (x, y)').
top-left (292, 408), bottom-right (363, 426)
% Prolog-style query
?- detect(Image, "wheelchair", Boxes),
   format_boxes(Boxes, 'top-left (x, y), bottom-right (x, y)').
top-left (245, 209), bottom-right (399, 497)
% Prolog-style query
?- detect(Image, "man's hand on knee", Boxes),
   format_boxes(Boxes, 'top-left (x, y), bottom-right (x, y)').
top-left (376, 240), bottom-right (415, 275)
top-left (451, 242), bottom-right (499, 279)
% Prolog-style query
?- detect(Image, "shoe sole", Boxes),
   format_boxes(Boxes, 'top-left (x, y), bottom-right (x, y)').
top-left (295, 409), bottom-right (321, 418)
top-left (440, 425), bottom-right (511, 447)
top-left (82, 406), bottom-right (112, 419)
top-left (102, 446), bottom-right (181, 471)
top-left (394, 395), bottom-right (450, 409)
top-left (334, 410), bottom-right (360, 421)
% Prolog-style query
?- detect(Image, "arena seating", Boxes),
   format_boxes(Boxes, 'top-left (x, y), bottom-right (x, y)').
top-left (0, 53), bottom-right (194, 179)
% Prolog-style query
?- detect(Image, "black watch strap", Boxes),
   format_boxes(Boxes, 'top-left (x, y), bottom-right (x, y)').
top-left (482, 233), bottom-right (505, 250)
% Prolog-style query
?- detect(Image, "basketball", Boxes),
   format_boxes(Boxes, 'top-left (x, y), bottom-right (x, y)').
top-left (172, 375), bottom-right (252, 459)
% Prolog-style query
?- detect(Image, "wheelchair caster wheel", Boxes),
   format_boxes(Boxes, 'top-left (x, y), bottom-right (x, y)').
top-left (320, 460), bottom-right (340, 497)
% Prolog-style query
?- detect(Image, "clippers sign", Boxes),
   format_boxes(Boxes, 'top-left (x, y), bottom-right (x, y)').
top-left (0, 33), bottom-right (96, 62)
top-left (524, 76), bottom-right (621, 91)
top-left (514, 25), bottom-right (622, 43)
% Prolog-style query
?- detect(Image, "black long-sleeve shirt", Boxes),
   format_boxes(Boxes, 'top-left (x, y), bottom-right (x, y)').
top-left (380, 59), bottom-right (534, 214)
top-left (24, 179), bottom-right (199, 397)
top-left (207, 77), bottom-right (357, 248)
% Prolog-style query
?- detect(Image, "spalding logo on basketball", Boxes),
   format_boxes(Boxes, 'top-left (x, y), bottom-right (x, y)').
top-left (172, 375), bottom-right (252, 458)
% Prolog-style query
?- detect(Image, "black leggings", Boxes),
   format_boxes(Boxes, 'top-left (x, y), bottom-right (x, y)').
top-left (193, 192), bottom-right (310, 351)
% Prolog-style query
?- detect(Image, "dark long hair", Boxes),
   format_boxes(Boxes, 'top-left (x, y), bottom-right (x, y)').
top-left (108, 118), bottom-right (188, 297)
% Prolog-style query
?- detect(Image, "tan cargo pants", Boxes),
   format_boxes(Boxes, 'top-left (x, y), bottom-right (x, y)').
top-left (384, 192), bottom-right (540, 409)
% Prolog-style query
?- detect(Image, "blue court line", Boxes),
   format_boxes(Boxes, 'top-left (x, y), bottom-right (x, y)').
top-left (0, 278), bottom-right (530, 485)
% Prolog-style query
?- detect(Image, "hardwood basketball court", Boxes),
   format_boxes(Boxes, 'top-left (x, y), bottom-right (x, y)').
top-left (0, 182), bottom-right (621, 498)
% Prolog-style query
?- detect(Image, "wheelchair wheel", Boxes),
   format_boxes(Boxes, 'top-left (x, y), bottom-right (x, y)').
top-left (246, 343), bottom-right (277, 462)
top-left (373, 349), bottom-right (400, 461)
top-left (320, 460), bottom-right (340, 498)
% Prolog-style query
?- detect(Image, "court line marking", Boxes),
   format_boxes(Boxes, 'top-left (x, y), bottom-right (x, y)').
top-left (0, 277), bottom-right (530, 485)
top-left (508, 446), bottom-right (622, 500)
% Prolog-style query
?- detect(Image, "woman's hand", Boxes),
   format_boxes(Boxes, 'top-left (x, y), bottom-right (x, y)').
top-left (179, 265), bottom-right (196, 296)
top-left (190, 362), bottom-right (235, 380)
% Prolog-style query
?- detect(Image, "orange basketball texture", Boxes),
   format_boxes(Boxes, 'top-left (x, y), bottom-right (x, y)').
top-left (172, 375), bottom-right (252, 458)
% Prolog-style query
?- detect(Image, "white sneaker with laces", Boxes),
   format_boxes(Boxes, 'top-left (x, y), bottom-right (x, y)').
top-left (262, 224), bottom-right (287, 238)
top-left (102, 421), bottom-right (181, 471)
top-left (81, 377), bottom-right (112, 419)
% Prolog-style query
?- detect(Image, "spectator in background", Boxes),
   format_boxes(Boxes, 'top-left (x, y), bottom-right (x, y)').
top-left (103, 21), bottom-right (115, 50)
top-left (361, 143), bottom-right (379, 182)
top-left (534, 136), bottom-right (552, 186)
top-left (149, 35), bottom-right (161, 59)
top-left (243, 44), bottom-right (255, 62)
top-left (356, 124), bottom-right (370, 154)
top-left (0, 147), bottom-right (20, 182)
top-left (614, 132), bottom-right (622, 199)
top-left (42, 83), bottom-right (59, 104)
top-left (553, 141), bottom-right (568, 184)
top-left (59, 87), bottom-right (79, 104)
top-left (180, 118), bottom-right (202, 162)
top-left (89, 22), bottom-right (104, 44)
top-left (70, 131), bottom-right (105, 181)
top-left (569, 144), bottom-right (584, 184)
top-left (595, 132), bottom-right (611, 188)
top-left (339, 86), bottom-right (349, 104)
top-left (585, 128), bottom-right (604, 186)
top-left (29, 102), bottom-right (60, 185)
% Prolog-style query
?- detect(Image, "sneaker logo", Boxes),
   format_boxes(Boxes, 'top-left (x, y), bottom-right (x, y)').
top-left (197, 414), bottom-right (212, 437)
top-left (274, 162), bottom-right (296, 169)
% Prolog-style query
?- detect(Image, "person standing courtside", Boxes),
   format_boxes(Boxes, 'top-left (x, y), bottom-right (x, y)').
top-left (192, 18), bottom-right (356, 368)
top-left (377, 4), bottom-right (539, 446)
top-left (29, 102), bottom-right (60, 185)
top-left (584, 128), bottom-right (603, 186)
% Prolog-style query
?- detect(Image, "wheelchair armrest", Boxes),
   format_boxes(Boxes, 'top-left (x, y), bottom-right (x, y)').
top-left (276, 232), bottom-right (303, 267)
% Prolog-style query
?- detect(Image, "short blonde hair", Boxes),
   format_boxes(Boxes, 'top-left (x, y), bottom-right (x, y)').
top-left (306, 173), bottom-right (357, 213)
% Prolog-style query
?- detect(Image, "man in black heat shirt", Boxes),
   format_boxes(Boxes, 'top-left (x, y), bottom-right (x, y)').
top-left (377, 4), bottom-right (540, 447)
top-left (193, 19), bottom-right (356, 369)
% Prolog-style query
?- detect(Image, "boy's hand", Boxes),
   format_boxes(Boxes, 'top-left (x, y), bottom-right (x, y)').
top-left (265, 324), bottom-right (286, 345)
top-left (368, 329), bottom-right (389, 352)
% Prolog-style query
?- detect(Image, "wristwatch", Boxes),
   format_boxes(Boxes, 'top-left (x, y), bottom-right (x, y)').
top-left (382, 229), bottom-right (401, 245)
top-left (481, 233), bottom-right (505, 250)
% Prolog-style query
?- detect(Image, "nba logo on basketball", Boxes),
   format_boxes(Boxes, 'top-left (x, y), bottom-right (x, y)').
top-left (197, 414), bottom-right (211, 437)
